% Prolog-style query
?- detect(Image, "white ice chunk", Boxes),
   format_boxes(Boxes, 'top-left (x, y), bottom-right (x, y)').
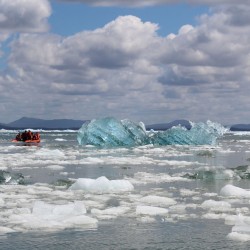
top-left (225, 215), bottom-right (239, 225)
top-left (232, 214), bottom-right (250, 233)
top-left (33, 201), bottom-right (86, 217)
top-left (227, 232), bottom-right (250, 242)
top-left (136, 205), bottom-right (168, 216)
top-left (69, 176), bottom-right (134, 193)
top-left (6, 200), bottom-right (97, 231)
top-left (139, 195), bottom-right (176, 207)
top-left (180, 189), bottom-right (199, 197)
top-left (130, 172), bottom-right (191, 185)
top-left (0, 226), bottom-right (15, 234)
top-left (91, 206), bottom-right (130, 219)
top-left (55, 138), bottom-right (67, 141)
top-left (220, 184), bottom-right (250, 198)
top-left (202, 213), bottom-right (228, 220)
top-left (201, 200), bottom-right (232, 212)
top-left (169, 204), bottom-right (187, 214)
top-left (46, 165), bottom-right (65, 170)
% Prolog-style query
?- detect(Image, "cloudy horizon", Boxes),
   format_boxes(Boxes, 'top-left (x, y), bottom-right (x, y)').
top-left (0, 0), bottom-right (249, 125)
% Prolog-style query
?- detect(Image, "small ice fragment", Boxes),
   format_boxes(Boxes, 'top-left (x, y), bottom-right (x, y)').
top-left (136, 205), bottom-right (168, 216)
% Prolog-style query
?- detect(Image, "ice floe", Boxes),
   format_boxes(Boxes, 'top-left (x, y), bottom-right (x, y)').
top-left (227, 214), bottom-right (250, 242)
top-left (138, 195), bottom-right (177, 207)
top-left (136, 205), bottom-right (169, 216)
top-left (220, 184), bottom-right (250, 198)
top-left (69, 176), bottom-right (134, 193)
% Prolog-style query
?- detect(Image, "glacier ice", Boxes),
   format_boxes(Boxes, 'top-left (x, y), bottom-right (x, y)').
top-left (77, 117), bottom-right (227, 147)
top-left (77, 117), bottom-right (148, 147)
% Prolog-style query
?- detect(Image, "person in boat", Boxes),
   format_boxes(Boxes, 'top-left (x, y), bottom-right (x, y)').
top-left (21, 130), bottom-right (28, 141)
top-left (32, 132), bottom-right (40, 141)
top-left (15, 132), bottom-right (22, 141)
top-left (27, 130), bottom-right (33, 140)
top-left (14, 131), bottom-right (40, 142)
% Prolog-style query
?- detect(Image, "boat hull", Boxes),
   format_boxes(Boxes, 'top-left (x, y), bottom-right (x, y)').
top-left (11, 139), bottom-right (40, 144)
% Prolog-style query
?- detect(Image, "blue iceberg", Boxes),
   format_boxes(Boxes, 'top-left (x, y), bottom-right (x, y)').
top-left (152, 120), bottom-right (227, 145)
top-left (77, 117), bottom-right (227, 147)
top-left (77, 117), bottom-right (149, 147)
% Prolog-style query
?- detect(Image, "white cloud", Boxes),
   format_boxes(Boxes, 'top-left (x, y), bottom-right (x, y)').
top-left (0, 0), bottom-right (51, 32)
top-left (1, 2), bottom-right (250, 124)
top-left (1, 16), bottom-right (164, 122)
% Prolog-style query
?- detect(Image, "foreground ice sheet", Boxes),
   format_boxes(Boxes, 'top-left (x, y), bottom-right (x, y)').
top-left (1, 180), bottom-right (250, 239)
top-left (69, 176), bottom-right (134, 193)
top-left (77, 117), bottom-right (227, 147)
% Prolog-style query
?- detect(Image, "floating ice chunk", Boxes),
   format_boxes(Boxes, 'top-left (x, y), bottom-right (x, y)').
top-left (91, 207), bottom-right (130, 219)
top-left (69, 176), bottom-right (134, 194)
top-left (139, 195), bottom-right (176, 207)
top-left (227, 232), bottom-right (250, 242)
top-left (232, 214), bottom-right (250, 233)
top-left (6, 200), bottom-right (98, 231)
top-left (55, 138), bottom-right (67, 141)
top-left (33, 201), bottom-right (87, 217)
top-left (46, 165), bottom-right (65, 170)
top-left (130, 172), bottom-right (190, 185)
top-left (168, 204), bottom-right (187, 214)
top-left (225, 215), bottom-right (246, 225)
top-left (180, 189), bottom-right (199, 197)
top-left (227, 214), bottom-right (250, 242)
top-left (0, 226), bottom-right (15, 234)
top-left (202, 213), bottom-right (228, 220)
top-left (201, 200), bottom-right (232, 212)
top-left (136, 205), bottom-right (168, 216)
top-left (220, 184), bottom-right (250, 198)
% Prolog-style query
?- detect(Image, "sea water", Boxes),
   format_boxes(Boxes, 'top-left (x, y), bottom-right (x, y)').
top-left (0, 129), bottom-right (250, 249)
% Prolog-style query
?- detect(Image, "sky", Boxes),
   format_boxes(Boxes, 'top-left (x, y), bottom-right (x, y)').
top-left (0, 0), bottom-right (250, 125)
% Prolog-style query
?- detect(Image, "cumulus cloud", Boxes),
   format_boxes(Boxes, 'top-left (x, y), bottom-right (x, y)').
top-left (1, 2), bottom-right (250, 124)
top-left (8, 16), bottom-right (161, 93)
top-left (1, 16), bottom-right (164, 121)
top-left (0, 0), bottom-right (51, 32)
top-left (159, 4), bottom-right (250, 86)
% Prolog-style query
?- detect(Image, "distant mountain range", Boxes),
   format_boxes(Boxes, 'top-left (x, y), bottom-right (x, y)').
top-left (230, 124), bottom-right (250, 131)
top-left (0, 117), bottom-right (88, 130)
top-left (0, 117), bottom-right (250, 131)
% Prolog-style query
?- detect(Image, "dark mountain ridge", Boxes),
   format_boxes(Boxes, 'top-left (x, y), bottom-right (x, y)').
top-left (230, 124), bottom-right (250, 131)
top-left (1, 117), bottom-right (87, 130)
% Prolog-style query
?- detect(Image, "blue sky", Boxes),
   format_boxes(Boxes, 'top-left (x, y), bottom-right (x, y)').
top-left (49, 2), bottom-right (208, 36)
top-left (0, 0), bottom-right (249, 125)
